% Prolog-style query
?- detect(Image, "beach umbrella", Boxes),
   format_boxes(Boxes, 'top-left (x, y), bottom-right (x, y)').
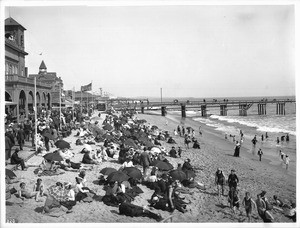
top-left (124, 139), bottom-right (138, 149)
top-left (184, 170), bottom-right (196, 179)
top-left (122, 167), bottom-right (143, 180)
top-left (5, 169), bottom-right (16, 179)
top-left (151, 125), bottom-right (159, 130)
top-left (169, 170), bottom-right (187, 181)
top-left (107, 171), bottom-right (129, 183)
top-left (47, 185), bottom-right (69, 202)
top-left (186, 127), bottom-right (193, 130)
top-left (43, 152), bottom-right (64, 162)
top-left (54, 139), bottom-right (70, 149)
top-left (103, 124), bottom-right (113, 131)
top-left (153, 161), bottom-right (174, 171)
top-left (100, 167), bottom-right (117, 176)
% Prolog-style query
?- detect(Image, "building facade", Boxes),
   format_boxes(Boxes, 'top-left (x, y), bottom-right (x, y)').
top-left (5, 17), bottom-right (52, 123)
top-left (29, 61), bottom-right (64, 107)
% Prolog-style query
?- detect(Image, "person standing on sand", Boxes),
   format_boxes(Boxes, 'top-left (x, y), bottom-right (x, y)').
top-left (286, 133), bottom-right (289, 142)
top-left (252, 135), bottom-right (257, 146)
top-left (257, 148), bottom-right (263, 161)
top-left (233, 141), bottom-right (241, 157)
top-left (140, 147), bottom-right (151, 176)
top-left (284, 155), bottom-right (290, 170)
top-left (184, 135), bottom-right (191, 149)
top-left (177, 147), bottom-right (182, 158)
top-left (182, 126), bottom-right (185, 136)
top-left (215, 168), bottom-right (225, 196)
top-left (280, 150), bottom-right (285, 161)
top-left (228, 169), bottom-right (239, 190)
top-left (242, 192), bottom-right (256, 222)
top-left (177, 125), bottom-right (181, 136)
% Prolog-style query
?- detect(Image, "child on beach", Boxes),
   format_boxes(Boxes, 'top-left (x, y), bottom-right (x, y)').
top-left (18, 182), bottom-right (40, 201)
top-left (228, 187), bottom-right (240, 214)
top-left (242, 192), bottom-right (256, 222)
top-left (33, 178), bottom-right (45, 200)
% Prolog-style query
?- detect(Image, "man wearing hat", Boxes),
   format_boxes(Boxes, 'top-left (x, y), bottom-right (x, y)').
top-left (140, 147), bottom-right (151, 176)
top-left (5, 131), bottom-right (14, 161)
top-left (182, 158), bottom-right (194, 172)
top-left (169, 146), bottom-right (177, 158)
top-left (16, 125), bottom-right (25, 150)
top-left (228, 169), bottom-right (239, 190)
top-left (11, 148), bottom-right (27, 170)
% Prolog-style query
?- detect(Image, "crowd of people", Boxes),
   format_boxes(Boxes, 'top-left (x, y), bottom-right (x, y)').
top-left (5, 107), bottom-right (296, 223)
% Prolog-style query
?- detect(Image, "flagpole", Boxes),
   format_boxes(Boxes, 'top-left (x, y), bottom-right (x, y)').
top-left (87, 91), bottom-right (89, 115)
top-left (59, 83), bottom-right (61, 130)
top-left (80, 88), bottom-right (82, 114)
top-left (72, 87), bottom-right (75, 121)
top-left (34, 77), bottom-right (37, 152)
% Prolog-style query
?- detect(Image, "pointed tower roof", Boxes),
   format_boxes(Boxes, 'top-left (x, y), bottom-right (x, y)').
top-left (5, 17), bottom-right (26, 30)
top-left (39, 60), bottom-right (47, 70)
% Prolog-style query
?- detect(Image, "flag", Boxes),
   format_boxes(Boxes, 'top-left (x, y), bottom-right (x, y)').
top-left (81, 83), bottom-right (92, 92)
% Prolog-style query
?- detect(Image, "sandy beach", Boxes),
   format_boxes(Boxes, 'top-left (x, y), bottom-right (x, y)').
top-left (4, 110), bottom-right (296, 224)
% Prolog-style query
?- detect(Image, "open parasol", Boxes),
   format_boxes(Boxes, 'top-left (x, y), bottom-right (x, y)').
top-left (54, 139), bottom-right (70, 149)
top-left (152, 160), bottom-right (174, 171)
top-left (100, 167), bottom-right (117, 176)
top-left (122, 167), bottom-right (143, 180)
top-left (106, 171), bottom-right (129, 183)
top-left (169, 170), bottom-right (187, 181)
top-left (5, 169), bottom-right (16, 179)
top-left (43, 152), bottom-right (63, 162)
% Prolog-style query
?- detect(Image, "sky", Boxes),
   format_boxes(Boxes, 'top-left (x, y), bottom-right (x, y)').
top-left (3, 3), bottom-right (296, 98)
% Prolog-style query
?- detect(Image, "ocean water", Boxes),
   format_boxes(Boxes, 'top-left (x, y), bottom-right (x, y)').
top-left (148, 96), bottom-right (296, 137)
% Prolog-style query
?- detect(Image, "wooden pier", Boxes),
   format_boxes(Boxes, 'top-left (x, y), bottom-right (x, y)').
top-left (106, 98), bottom-right (295, 117)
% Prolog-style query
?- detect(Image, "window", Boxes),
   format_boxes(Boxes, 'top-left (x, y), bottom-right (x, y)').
top-left (8, 64), bottom-right (12, 74)
top-left (5, 63), bottom-right (8, 75)
top-left (20, 35), bottom-right (24, 46)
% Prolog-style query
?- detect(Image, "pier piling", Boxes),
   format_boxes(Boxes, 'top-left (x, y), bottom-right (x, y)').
top-left (181, 105), bottom-right (186, 118)
top-left (201, 105), bottom-right (207, 117)
top-left (276, 103), bottom-right (286, 115)
top-left (161, 106), bottom-right (166, 116)
top-left (220, 105), bottom-right (227, 116)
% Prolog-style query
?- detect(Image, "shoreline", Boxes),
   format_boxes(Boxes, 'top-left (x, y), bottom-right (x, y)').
top-left (159, 110), bottom-right (296, 177)
top-left (139, 111), bottom-right (296, 200)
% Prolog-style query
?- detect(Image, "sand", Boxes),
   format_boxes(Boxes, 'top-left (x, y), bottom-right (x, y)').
top-left (4, 111), bottom-right (296, 224)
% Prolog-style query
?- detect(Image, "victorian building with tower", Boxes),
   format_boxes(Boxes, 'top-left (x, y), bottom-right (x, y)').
top-left (4, 17), bottom-right (64, 123)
